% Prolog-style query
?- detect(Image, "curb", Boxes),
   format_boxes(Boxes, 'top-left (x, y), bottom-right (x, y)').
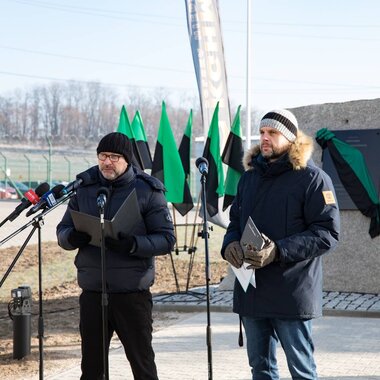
top-left (153, 287), bottom-right (380, 318)
top-left (153, 302), bottom-right (233, 313)
top-left (153, 300), bottom-right (380, 318)
top-left (322, 309), bottom-right (380, 318)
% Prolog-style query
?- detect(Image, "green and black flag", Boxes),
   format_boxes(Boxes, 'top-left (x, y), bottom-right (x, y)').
top-left (177, 109), bottom-right (194, 214)
top-left (116, 106), bottom-right (144, 169)
top-left (152, 102), bottom-right (193, 216)
top-left (178, 109), bottom-right (193, 178)
top-left (202, 102), bottom-right (225, 217)
top-left (117, 105), bottom-right (131, 135)
top-left (131, 111), bottom-right (153, 170)
top-left (316, 128), bottom-right (380, 238)
top-left (222, 105), bottom-right (244, 211)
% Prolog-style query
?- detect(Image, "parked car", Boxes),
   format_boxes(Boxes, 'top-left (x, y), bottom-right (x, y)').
top-left (0, 182), bottom-right (18, 199)
top-left (12, 181), bottom-right (30, 195)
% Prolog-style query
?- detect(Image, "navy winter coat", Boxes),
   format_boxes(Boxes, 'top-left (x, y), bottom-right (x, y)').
top-left (57, 165), bottom-right (175, 293)
top-left (221, 131), bottom-right (340, 319)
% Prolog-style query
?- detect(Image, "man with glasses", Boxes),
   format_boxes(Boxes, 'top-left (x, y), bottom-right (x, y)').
top-left (57, 132), bottom-right (175, 380)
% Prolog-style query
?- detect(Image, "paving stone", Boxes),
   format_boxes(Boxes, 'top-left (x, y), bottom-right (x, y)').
top-left (46, 313), bottom-right (380, 380)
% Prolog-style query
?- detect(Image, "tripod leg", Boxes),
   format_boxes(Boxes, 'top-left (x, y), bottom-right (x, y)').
top-left (186, 251), bottom-right (195, 293)
top-left (0, 227), bottom-right (36, 289)
top-left (168, 252), bottom-right (180, 293)
top-left (172, 207), bottom-right (180, 255)
top-left (184, 212), bottom-right (189, 251)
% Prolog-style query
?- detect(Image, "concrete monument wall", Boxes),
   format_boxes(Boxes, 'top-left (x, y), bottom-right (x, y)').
top-left (291, 98), bottom-right (380, 294)
top-left (219, 98), bottom-right (380, 294)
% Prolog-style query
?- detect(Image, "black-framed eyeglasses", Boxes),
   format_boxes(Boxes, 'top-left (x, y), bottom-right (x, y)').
top-left (97, 153), bottom-right (123, 162)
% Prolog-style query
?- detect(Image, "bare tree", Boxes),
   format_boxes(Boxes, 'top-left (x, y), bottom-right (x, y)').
top-left (29, 87), bottom-right (41, 140)
top-left (0, 96), bottom-right (14, 141)
top-left (0, 81), bottom-right (211, 151)
top-left (40, 83), bottom-right (62, 141)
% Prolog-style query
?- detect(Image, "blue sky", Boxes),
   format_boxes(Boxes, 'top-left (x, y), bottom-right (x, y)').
top-left (1, 0), bottom-right (380, 111)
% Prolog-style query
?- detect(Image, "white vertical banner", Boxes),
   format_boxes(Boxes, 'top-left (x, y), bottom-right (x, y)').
top-left (185, 0), bottom-right (231, 148)
top-left (185, 0), bottom-right (231, 228)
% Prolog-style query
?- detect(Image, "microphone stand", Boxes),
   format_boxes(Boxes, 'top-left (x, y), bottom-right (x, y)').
top-left (0, 193), bottom-right (73, 283)
top-left (0, 212), bottom-right (12, 228)
top-left (0, 193), bottom-right (73, 380)
top-left (98, 202), bottom-right (109, 380)
top-left (199, 171), bottom-right (213, 380)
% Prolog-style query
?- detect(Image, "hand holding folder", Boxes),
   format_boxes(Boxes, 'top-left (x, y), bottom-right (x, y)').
top-left (240, 216), bottom-right (265, 253)
top-left (230, 217), bottom-right (265, 291)
top-left (70, 189), bottom-right (142, 247)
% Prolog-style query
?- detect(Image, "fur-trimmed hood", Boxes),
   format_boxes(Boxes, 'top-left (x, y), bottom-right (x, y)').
top-left (243, 130), bottom-right (314, 171)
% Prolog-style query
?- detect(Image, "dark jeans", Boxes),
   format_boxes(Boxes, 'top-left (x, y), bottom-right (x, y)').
top-left (242, 316), bottom-right (317, 380)
top-left (79, 290), bottom-right (158, 380)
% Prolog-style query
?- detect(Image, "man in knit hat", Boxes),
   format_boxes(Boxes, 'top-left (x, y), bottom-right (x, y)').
top-left (57, 132), bottom-right (175, 380)
top-left (221, 110), bottom-right (340, 379)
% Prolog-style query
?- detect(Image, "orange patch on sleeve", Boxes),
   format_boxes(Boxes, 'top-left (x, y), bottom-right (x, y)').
top-left (322, 190), bottom-right (336, 205)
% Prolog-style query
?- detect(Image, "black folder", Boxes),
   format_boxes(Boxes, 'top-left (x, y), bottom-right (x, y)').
top-left (70, 189), bottom-right (141, 247)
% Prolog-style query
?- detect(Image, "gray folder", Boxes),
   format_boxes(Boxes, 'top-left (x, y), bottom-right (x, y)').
top-left (240, 216), bottom-right (265, 252)
top-left (70, 189), bottom-right (141, 247)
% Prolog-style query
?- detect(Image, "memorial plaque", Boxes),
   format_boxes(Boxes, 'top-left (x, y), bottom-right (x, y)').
top-left (321, 129), bottom-right (380, 210)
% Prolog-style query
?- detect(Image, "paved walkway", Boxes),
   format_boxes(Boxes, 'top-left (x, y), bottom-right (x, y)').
top-left (46, 310), bottom-right (380, 380)
top-left (45, 288), bottom-right (380, 380)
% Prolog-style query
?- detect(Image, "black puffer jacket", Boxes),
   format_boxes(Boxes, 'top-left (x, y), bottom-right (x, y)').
top-left (221, 131), bottom-right (340, 319)
top-left (57, 165), bottom-right (175, 293)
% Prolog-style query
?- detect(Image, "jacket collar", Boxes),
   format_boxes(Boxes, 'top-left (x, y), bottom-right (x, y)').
top-left (243, 130), bottom-right (314, 172)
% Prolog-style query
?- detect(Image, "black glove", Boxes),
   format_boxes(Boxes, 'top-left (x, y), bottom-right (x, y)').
top-left (67, 229), bottom-right (91, 249)
top-left (105, 233), bottom-right (135, 254)
top-left (224, 241), bottom-right (244, 268)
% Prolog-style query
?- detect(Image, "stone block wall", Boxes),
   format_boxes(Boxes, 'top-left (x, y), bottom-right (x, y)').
top-left (291, 99), bottom-right (380, 293)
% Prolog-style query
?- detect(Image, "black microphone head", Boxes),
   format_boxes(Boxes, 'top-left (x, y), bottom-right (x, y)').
top-left (35, 182), bottom-right (50, 197)
top-left (25, 184), bottom-right (64, 216)
top-left (96, 187), bottom-right (110, 209)
top-left (195, 157), bottom-right (209, 168)
top-left (7, 185), bottom-right (48, 222)
top-left (76, 171), bottom-right (92, 184)
top-left (59, 172), bottom-right (93, 198)
top-left (96, 187), bottom-right (110, 198)
top-left (51, 184), bottom-right (65, 197)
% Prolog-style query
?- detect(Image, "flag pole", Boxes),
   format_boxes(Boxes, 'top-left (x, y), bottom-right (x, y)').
top-left (183, 174), bottom-right (190, 252)
top-left (186, 191), bottom-right (202, 292)
top-left (170, 206), bottom-right (180, 292)
top-left (184, 209), bottom-right (189, 252)
top-left (245, 0), bottom-right (252, 150)
top-left (189, 191), bottom-right (201, 253)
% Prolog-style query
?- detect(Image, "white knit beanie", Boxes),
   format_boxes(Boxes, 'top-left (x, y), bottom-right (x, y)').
top-left (259, 109), bottom-right (298, 142)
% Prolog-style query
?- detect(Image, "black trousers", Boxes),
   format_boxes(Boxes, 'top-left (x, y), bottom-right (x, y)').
top-left (79, 290), bottom-right (158, 380)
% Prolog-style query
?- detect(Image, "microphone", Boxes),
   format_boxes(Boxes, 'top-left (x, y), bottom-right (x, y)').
top-left (0, 182), bottom-right (50, 226)
top-left (96, 187), bottom-right (110, 210)
top-left (26, 184), bottom-right (65, 217)
top-left (59, 172), bottom-right (92, 197)
top-left (196, 157), bottom-right (209, 175)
